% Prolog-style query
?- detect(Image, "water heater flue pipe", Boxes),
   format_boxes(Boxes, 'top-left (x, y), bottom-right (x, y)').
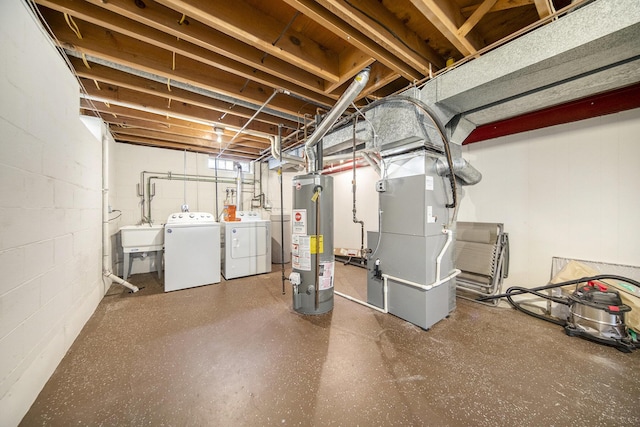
top-left (269, 135), bottom-right (305, 166)
top-left (305, 67), bottom-right (370, 172)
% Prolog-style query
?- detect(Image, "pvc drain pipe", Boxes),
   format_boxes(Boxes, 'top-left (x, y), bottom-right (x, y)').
top-left (102, 131), bottom-right (139, 293)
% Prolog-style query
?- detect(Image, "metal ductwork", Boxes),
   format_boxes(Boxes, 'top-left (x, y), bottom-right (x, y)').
top-left (436, 157), bottom-right (482, 186)
top-left (420, 0), bottom-right (640, 143)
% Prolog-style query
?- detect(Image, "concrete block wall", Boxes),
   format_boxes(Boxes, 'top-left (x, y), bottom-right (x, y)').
top-left (0, 2), bottom-right (104, 425)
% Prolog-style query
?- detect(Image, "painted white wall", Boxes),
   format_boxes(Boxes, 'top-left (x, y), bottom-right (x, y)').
top-left (279, 108), bottom-right (640, 288)
top-left (260, 162), bottom-right (381, 256)
top-left (458, 108), bottom-right (640, 287)
top-left (259, 162), bottom-right (298, 217)
top-left (114, 109), bottom-right (640, 286)
top-left (112, 143), bottom-right (259, 274)
top-left (331, 165), bottom-right (379, 250)
top-left (0, 2), bottom-right (105, 424)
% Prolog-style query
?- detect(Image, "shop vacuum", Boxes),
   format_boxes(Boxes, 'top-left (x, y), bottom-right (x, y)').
top-left (480, 275), bottom-right (640, 353)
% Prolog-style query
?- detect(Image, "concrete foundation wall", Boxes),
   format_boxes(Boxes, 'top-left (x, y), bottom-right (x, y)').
top-left (0, 2), bottom-right (104, 424)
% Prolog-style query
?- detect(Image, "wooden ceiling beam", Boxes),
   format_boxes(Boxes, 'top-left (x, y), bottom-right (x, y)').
top-left (81, 99), bottom-right (279, 144)
top-left (458, 0), bottom-right (499, 38)
top-left (533, 0), bottom-right (554, 19)
top-left (156, 0), bottom-right (341, 83)
top-left (82, 0), bottom-right (328, 97)
top-left (104, 116), bottom-right (270, 149)
top-left (317, 0), bottom-right (445, 75)
top-left (113, 134), bottom-right (256, 160)
top-left (461, 0), bottom-right (533, 15)
top-left (40, 8), bottom-right (321, 119)
top-left (114, 135), bottom-right (219, 155)
top-left (328, 61), bottom-right (402, 100)
top-left (112, 134), bottom-right (259, 160)
top-left (281, 0), bottom-right (423, 82)
top-left (112, 127), bottom-right (262, 156)
top-left (328, 50), bottom-right (376, 94)
top-left (80, 79), bottom-right (280, 136)
top-left (35, 0), bottom-right (335, 101)
top-left (409, 0), bottom-right (485, 56)
top-left (81, 99), bottom-right (213, 131)
top-left (71, 57), bottom-right (298, 128)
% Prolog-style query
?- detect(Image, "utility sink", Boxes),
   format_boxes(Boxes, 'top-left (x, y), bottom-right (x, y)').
top-left (120, 224), bottom-right (164, 252)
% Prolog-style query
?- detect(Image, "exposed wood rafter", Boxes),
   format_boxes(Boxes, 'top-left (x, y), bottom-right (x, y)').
top-left (410, 0), bottom-right (485, 55)
top-left (32, 0), bottom-right (560, 159)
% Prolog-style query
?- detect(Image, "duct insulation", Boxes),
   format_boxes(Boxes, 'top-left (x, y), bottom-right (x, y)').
top-left (290, 173), bottom-right (334, 315)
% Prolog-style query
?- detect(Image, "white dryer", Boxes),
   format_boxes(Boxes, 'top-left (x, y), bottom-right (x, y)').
top-left (164, 212), bottom-right (221, 292)
top-left (221, 211), bottom-right (272, 280)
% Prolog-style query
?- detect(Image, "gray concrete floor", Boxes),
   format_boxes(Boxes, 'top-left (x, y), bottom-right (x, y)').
top-left (22, 263), bottom-right (640, 426)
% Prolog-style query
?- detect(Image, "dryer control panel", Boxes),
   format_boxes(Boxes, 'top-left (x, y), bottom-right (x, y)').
top-left (234, 211), bottom-right (262, 221)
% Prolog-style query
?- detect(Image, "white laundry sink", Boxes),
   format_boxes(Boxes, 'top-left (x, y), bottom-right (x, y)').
top-left (120, 224), bottom-right (164, 252)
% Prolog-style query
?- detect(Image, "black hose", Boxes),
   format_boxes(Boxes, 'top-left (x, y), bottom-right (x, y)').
top-left (482, 274), bottom-right (640, 328)
top-left (481, 274), bottom-right (640, 301)
top-left (354, 96), bottom-right (458, 209)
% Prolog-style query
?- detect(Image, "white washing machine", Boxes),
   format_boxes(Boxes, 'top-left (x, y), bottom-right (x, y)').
top-left (221, 211), bottom-right (272, 280)
top-left (164, 212), bottom-right (221, 292)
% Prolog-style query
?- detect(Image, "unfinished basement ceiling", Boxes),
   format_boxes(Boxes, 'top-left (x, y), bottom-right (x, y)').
top-left (32, 0), bottom-right (583, 160)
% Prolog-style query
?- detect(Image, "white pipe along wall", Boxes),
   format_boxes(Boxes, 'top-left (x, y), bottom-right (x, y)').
top-left (102, 129), bottom-right (138, 293)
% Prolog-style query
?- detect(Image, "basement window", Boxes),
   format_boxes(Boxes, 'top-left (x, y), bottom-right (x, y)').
top-left (208, 158), bottom-right (250, 173)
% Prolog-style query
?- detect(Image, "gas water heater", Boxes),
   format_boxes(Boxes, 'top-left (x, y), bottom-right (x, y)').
top-left (289, 173), bottom-right (334, 315)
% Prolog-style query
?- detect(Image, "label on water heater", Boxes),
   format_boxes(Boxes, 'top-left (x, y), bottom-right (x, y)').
top-left (310, 235), bottom-right (323, 254)
top-left (292, 234), bottom-right (311, 271)
top-left (318, 261), bottom-right (335, 290)
top-left (292, 209), bottom-right (307, 235)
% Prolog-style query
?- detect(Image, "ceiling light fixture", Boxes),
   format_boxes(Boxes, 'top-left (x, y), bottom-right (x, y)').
top-left (214, 127), bottom-right (224, 143)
